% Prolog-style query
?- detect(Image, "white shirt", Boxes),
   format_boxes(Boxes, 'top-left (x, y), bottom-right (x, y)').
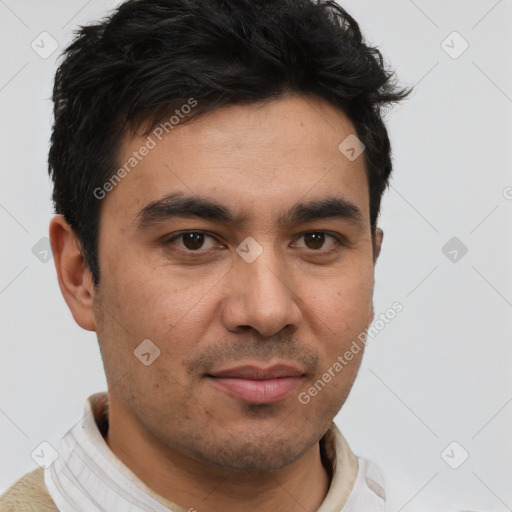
top-left (44, 392), bottom-right (387, 512)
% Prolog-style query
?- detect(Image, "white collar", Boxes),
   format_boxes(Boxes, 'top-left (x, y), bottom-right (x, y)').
top-left (44, 392), bottom-right (386, 512)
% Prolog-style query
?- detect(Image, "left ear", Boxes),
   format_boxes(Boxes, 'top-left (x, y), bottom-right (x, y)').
top-left (372, 227), bottom-right (384, 264)
top-left (368, 227), bottom-right (384, 325)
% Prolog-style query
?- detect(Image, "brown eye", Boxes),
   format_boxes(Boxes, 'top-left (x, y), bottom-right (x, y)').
top-left (181, 232), bottom-right (206, 250)
top-left (165, 231), bottom-right (219, 253)
top-left (294, 231), bottom-right (341, 251)
top-left (303, 232), bottom-right (326, 250)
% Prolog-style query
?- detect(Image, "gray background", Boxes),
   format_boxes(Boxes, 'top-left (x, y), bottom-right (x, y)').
top-left (0, 0), bottom-right (511, 510)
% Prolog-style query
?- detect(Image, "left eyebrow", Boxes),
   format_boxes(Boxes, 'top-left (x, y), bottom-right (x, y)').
top-left (134, 192), bottom-right (365, 230)
top-left (280, 196), bottom-right (365, 227)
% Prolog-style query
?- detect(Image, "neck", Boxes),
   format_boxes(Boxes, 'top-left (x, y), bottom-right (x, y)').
top-left (104, 410), bottom-right (331, 512)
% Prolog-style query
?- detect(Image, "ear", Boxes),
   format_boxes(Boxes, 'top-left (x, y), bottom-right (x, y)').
top-left (372, 227), bottom-right (384, 265)
top-left (49, 215), bottom-right (97, 331)
top-left (369, 227), bottom-right (384, 325)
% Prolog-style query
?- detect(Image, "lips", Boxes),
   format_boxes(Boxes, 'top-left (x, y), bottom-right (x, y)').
top-left (209, 364), bottom-right (304, 380)
top-left (207, 364), bottom-right (305, 404)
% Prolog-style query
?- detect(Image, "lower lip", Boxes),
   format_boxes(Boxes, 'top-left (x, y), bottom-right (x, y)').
top-left (208, 376), bottom-right (303, 404)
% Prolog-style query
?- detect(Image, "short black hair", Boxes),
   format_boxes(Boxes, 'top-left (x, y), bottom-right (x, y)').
top-left (49, 0), bottom-right (411, 287)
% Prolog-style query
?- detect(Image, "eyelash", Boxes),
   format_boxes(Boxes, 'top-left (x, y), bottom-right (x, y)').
top-left (162, 230), bottom-right (345, 257)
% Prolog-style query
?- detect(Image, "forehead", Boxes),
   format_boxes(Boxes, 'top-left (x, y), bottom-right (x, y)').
top-left (102, 94), bottom-right (369, 229)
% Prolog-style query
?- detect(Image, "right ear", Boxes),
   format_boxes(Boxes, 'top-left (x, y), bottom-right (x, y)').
top-left (49, 215), bottom-right (97, 331)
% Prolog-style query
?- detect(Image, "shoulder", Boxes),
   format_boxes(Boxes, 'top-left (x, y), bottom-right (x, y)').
top-left (0, 467), bottom-right (59, 512)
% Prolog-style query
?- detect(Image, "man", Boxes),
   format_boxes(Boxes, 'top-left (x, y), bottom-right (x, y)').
top-left (0, 0), bottom-right (410, 510)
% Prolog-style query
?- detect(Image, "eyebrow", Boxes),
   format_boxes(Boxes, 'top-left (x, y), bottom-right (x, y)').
top-left (135, 192), bottom-right (365, 230)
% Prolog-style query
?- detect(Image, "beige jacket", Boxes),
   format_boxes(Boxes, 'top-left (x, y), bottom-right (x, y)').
top-left (0, 467), bottom-right (58, 512)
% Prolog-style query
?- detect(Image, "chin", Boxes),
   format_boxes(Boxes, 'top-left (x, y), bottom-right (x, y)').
top-left (188, 426), bottom-right (317, 472)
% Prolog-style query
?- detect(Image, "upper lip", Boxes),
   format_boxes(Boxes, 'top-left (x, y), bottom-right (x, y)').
top-left (208, 364), bottom-right (305, 380)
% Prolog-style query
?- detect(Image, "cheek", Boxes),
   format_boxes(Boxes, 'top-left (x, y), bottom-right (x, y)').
top-left (103, 252), bottom-right (215, 334)
top-left (308, 262), bottom-right (374, 330)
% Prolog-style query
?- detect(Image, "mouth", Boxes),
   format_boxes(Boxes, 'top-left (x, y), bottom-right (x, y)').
top-left (206, 364), bottom-right (305, 404)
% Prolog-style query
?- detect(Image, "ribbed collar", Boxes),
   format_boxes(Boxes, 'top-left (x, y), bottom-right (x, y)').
top-left (44, 391), bottom-right (386, 511)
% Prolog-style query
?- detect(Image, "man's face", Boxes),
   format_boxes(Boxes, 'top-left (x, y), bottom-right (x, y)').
top-left (92, 94), bottom-right (378, 471)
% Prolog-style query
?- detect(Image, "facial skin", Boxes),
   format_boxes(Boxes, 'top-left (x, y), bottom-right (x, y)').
top-left (50, 93), bottom-right (383, 512)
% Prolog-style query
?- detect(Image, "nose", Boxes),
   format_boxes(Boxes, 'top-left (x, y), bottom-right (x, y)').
top-left (221, 245), bottom-right (302, 337)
